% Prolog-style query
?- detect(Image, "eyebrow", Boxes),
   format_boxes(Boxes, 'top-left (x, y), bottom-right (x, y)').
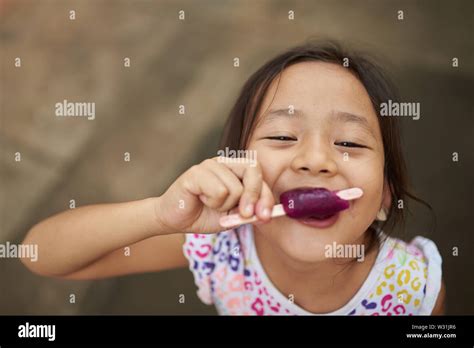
top-left (262, 108), bottom-right (375, 136)
top-left (331, 111), bottom-right (374, 136)
top-left (264, 108), bottom-right (303, 119)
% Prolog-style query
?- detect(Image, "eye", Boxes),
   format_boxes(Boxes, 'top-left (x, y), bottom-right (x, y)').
top-left (266, 136), bottom-right (297, 141)
top-left (335, 141), bottom-right (366, 148)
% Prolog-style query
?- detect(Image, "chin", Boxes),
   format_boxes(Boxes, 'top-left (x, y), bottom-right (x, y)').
top-left (268, 217), bottom-right (347, 264)
top-left (258, 210), bottom-right (370, 264)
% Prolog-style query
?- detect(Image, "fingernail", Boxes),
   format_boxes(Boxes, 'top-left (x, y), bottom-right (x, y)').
top-left (245, 204), bottom-right (254, 215)
top-left (262, 208), bottom-right (270, 218)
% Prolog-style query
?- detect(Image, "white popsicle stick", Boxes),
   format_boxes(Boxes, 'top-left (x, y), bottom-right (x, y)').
top-left (336, 187), bottom-right (364, 200)
top-left (219, 187), bottom-right (363, 229)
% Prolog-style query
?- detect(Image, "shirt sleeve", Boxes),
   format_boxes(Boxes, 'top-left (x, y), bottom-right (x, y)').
top-left (182, 230), bottom-right (242, 306)
top-left (182, 233), bottom-right (217, 305)
top-left (409, 236), bottom-right (443, 315)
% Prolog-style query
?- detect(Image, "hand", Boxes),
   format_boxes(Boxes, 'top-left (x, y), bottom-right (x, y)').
top-left (155, 157), bottom-right (275, 234)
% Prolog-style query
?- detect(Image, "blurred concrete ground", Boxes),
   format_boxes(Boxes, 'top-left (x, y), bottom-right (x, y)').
top-left (0, 0), bottom-right (473, 314)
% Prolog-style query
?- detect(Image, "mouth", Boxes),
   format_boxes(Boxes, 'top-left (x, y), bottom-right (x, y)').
top-left (277, 186), bottom-right (349, 228)
top-left (278, 185), bottom-right (350, 221)
top-left (294, 212), bottom-right (340, 228)
top-left (276, 185), bottom-right (339, 201)
top-left (279, 185), bottom-right (334, 193)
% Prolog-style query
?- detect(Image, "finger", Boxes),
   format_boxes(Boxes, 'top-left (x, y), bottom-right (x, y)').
top-left (239, 165), bottom-right (263, 218)
top-left (211, 157), bottom-right (263, 217)
top-left (202, 159), bottom-right (244, 212)
top-left (211, 156), bottom-right (255, 179)
top-left (255, 181), bottom-right (275, 222)
top-left (185, 165), bottom-right (229, 211)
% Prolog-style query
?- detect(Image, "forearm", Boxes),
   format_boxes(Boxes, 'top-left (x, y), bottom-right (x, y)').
top-left (21, 197), bottom-right (166, 276)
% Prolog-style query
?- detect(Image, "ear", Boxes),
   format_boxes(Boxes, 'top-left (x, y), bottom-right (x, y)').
top-left (382, 179), bottom-right (392, 211)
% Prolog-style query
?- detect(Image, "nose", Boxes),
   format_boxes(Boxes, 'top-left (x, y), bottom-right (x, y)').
top-left (290, 135), bottom-right (338, 176)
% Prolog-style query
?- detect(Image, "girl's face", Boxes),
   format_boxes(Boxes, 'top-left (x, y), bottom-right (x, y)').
top-left (247, 61), bottom-right (387, 263)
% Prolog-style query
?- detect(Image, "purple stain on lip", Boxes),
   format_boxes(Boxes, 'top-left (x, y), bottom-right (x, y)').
top-left (279, 188), bottom-right (349, 219)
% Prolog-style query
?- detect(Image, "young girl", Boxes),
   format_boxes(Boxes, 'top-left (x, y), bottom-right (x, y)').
top-left (22, 41), bottom-right (445, 315)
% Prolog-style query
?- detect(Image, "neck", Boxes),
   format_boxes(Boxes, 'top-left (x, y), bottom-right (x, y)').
top-left (253, 227), bottom-right (379, 313)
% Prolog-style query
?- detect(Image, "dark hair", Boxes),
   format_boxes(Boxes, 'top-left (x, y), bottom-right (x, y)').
top-left (219, 39), bottom-right (433, 254)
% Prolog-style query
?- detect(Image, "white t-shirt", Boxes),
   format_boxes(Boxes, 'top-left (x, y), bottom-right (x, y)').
top-left (183, 223), bottom-right (442, 315)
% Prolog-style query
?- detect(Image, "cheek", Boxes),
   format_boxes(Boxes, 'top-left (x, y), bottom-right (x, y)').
top-left (351, 180), bottom-right (384, 228)
top-left (356, 169), bottom-right (384, 201)
top-left (247, 145), bottom-right (283, 187)
top-left (340, 151), bottom-right (384, 193)
top-left (340, 155), bottom-right (385, 219)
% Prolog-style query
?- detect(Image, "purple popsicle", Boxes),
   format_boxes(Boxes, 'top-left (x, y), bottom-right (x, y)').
top-left (279, 188), bottom-right (350, 219)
